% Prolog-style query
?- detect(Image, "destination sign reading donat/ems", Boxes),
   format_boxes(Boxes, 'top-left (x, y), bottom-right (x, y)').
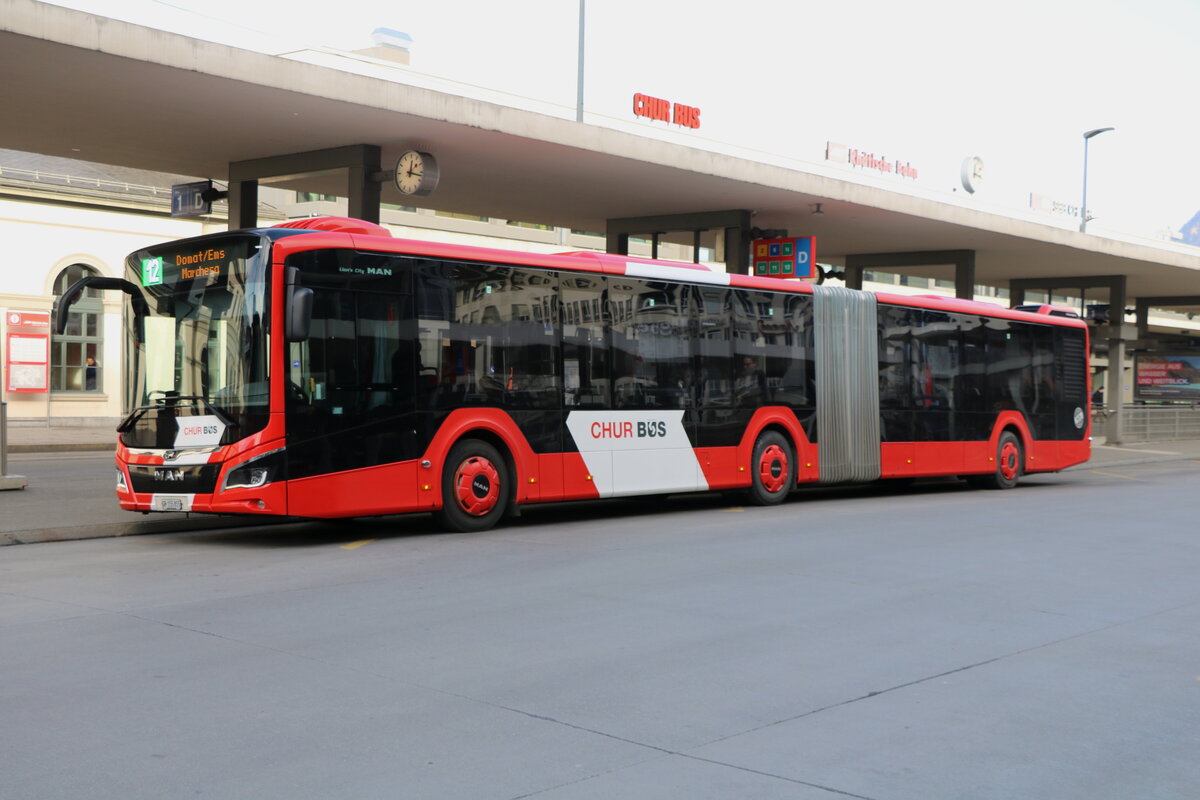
top-left (140, 248), bottom-right (226, 286)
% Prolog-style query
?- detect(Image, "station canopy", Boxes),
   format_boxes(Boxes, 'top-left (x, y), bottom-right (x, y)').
top-left (2, 0), bottom-right (1199, 305)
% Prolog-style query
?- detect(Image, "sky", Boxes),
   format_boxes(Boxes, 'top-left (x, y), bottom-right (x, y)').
top-left (52, 0), bottom-right (1200, 243)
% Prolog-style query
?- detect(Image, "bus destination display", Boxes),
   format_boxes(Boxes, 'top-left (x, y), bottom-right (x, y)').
top-left (140, 247), bottom-right (228, 287)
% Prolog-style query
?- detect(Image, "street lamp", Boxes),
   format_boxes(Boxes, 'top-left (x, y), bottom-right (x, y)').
top-left (1080, 127), bottom-right (1115, 232)
top-left (576, 0), bottom-right (586, 122)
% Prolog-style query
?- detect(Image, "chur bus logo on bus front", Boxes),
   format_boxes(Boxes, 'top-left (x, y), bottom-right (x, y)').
top-left (141, 257), bottom-right (164, 286)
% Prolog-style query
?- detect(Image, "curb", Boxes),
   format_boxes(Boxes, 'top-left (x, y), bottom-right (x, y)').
top-left (1069, 455), bottom-right (1200, 471)
top-left (2, 514), bottom-right (289, 546)
top-left (7, 443), bottom-right (116, 453)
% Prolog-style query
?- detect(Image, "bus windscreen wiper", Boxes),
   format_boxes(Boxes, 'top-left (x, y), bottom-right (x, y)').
top-left (160, 395), bottom-right (240, 429)
top-left (115, 394), bottom-right (238, 434)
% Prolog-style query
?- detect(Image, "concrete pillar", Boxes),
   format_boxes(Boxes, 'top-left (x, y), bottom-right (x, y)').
top-left (227, 179), bottom-right (259, 230)
top-left (954, 251), bottom-right (976, 300)
top-left (606, 210), bottom-right (751, 271)
top-left (1106, 275), bottom-right (1127, 445)
top-left (723, 225), bottom-right (749, 275)
top-left (228, 144), bottom-right (382, 231)
top-left (844, 264), bottom-right (864, 291)
top-left (1106, 335), bottom-right (1126, 445)
top-left (844, 250), bottom-right (975, 297)
top-left (348, 146), bottom-right (382, 223)
top-left (606, 232), bottom-right (629, 255)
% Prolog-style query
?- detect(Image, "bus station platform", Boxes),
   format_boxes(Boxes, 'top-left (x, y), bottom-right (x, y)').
top-left (3, 425), bottom-right (1200, 547)
top-left (4, 423), bottom-right (117, 453)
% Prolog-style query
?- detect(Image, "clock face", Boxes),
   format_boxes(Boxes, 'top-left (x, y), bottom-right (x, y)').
top-left (394, 150), bottom-right (439, 196)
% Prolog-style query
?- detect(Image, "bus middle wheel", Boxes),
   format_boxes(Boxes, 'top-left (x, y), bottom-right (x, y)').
top-left (748, 431), bottom-right (795, 506)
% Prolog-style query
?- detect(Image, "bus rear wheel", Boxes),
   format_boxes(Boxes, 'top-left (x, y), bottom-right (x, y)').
top-left (977, 431), bottom-right (1023, 490)
top-left (434, 439), bottom-right (510, 532)
top-left (747, 431), bottom-right (795, 506)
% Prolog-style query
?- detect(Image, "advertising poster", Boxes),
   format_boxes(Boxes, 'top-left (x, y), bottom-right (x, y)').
top-left (1134, 354), bottom-right (1200, 401)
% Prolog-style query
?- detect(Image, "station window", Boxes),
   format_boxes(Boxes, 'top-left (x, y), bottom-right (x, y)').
top-left (50, 264), bottom-right (103, 392)
top-left (295, 192), bottom-right (337, 203)
top-left (436, 211), bottom-right (490, 222)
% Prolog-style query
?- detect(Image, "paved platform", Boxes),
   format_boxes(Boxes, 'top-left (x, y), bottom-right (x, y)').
top-left (4, 423), bottom-right (116, 453)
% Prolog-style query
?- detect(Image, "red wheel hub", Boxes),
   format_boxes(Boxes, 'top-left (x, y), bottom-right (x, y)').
top-left (453, 456), bottom-right (501, 516)
top-left (999, 441), bottom-right (1020, 481)
top-left (758, 444), bottom-right (788, 493)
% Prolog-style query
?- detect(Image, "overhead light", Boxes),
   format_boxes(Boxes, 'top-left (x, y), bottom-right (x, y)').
top-left (811, 203), bottom-right (824, 216)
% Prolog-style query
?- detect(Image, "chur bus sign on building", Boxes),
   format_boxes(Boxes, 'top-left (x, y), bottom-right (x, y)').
top-left (633, 92), bottom-right (701, 129)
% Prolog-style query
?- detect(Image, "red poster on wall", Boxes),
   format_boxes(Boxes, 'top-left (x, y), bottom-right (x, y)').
top-left (5, 311), bottom-right (51, 393)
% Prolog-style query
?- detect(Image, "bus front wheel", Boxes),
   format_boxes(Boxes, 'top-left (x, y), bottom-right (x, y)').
top-left (747, 431), bottom-right (795, 506)
top-left (434, 439), bottom-right (510, 532)
top-left (977, 431), bottom-right (1023, 490)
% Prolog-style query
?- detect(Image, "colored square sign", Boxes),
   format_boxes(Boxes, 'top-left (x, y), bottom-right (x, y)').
top-left (748, 236), bottom-right (816, 279)
top-left (141, 257), bottom-right (164, 286)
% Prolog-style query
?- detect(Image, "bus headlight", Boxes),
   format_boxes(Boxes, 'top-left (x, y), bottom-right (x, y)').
top-left (116, 468), bottom-right (128, 492)
top-left (221, 448), bottom-right (285, 492)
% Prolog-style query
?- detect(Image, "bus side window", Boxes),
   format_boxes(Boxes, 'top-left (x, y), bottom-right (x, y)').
top-left (562, 276), bottom-right (609, 408)
top-left (878, 305), bottom-right (913, 442)
top-left (608, 279), bottom-right (689, 410)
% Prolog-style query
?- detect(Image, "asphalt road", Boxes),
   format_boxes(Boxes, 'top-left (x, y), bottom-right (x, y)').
top-left (1, 453), bottom-right (279, 542)
top-left (3, 460), bottom-right (1199, 799)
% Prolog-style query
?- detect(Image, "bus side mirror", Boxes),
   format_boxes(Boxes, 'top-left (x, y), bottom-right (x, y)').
top-left (285, 268), bottom-right (313, 342)
top-left (54, 276), bottom-right (148, 336)
top-left (287, 287), bottom-right (313, 341)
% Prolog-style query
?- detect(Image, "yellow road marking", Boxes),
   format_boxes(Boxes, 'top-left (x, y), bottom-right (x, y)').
top-left (1088, 470), bottom-right (1142, 481)
top-left (340, 539), bottom-right (377, 550)
top-left (724, 507), bottom-right (744, 512)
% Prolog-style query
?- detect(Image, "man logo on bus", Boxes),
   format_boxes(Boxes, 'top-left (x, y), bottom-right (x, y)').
top-left (141, 257), bottom-right (164, 287)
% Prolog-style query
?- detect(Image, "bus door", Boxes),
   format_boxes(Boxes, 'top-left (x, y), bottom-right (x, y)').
top-left (574, 279), bottom-right (704, 497)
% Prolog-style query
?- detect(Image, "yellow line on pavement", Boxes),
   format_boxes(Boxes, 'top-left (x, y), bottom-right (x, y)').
top-left (1089, 470), bottom-right (1142, 481)
top-left (340, 539), bottom-right (377, 550)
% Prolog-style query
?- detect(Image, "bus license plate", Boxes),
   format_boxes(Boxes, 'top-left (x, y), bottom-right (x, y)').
top-left (154, 496), bottom-right (186, 512)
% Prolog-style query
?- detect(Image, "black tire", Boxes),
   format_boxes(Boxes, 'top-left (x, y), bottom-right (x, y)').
top-left (433, 439), bottom-right (510, 532)
top-left (747, 431), bottom-right (795, 506)
top-left (978, 430), bottom-right (1023, 490)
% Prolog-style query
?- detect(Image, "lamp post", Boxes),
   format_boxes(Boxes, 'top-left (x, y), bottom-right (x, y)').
top-left (576, 0), bottom-right (586, 122)
top-left (1080, 127), bottom-right (1114, 232)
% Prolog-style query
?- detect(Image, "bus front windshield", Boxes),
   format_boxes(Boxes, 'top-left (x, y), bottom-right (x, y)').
top-left (121, 235), bottom-right (270, 448)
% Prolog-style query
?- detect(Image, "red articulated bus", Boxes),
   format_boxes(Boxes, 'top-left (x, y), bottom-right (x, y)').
top-left (55, 216), bottom-right (1091, 532)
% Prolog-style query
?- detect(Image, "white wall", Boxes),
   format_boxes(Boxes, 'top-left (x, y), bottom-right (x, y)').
top-left (0, 197), bottom-right (214, 423)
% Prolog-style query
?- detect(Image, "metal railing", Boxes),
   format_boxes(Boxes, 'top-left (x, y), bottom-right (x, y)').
top-left (0, 164), bottom-right (172, 200)
top-left (1115, 404), bottom-right (1200, 442)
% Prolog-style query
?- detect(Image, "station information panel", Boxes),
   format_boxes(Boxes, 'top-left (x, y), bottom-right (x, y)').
top-left (752, 236), bottom-right (815, 279)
